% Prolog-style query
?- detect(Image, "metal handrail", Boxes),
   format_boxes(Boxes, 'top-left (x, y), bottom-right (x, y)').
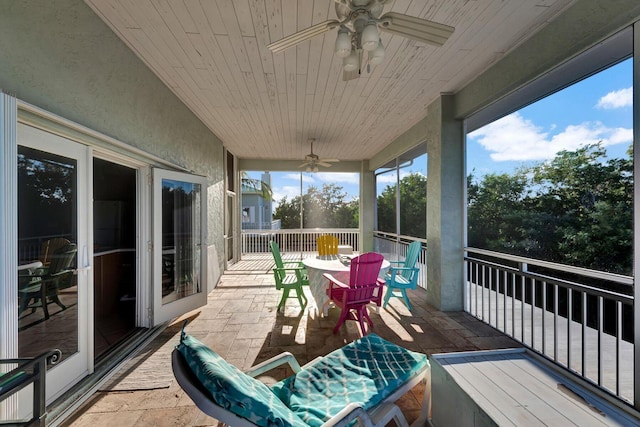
top-left (0, 349), bottom-right (62, 426)
top-left (464, 247), bottom-right (634, 406)
top-left (466, 247), bottom-right (632, 286)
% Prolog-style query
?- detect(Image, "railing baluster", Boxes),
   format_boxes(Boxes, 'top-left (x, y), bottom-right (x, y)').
top-left (511, 272), bottom-right (516, 339)
top-left (475, 263), bottom-right (479, 318)
top-left (598, 295), bottom-right (603, 386)
top-left (488, 266), bottom-right (492, 325)
top-left (568, 289), bottom-right (572, 370)
top-left (542, 281), bottom-right (547, 356)
top-left (481, 264), bottom-right (486, 321)
top-left (503, 270), bottom-right (507, 333)
top-left (521, 274), bottom-right (525, 343)
top-left (467, 261), bottom-right (472, 313)
top-left (554, 284), bottom-right (558, 363)
top-left (582, 291), bottom-right (587, 377)
top-left (531, 279), bottom-right (536, 350)
top-left (616, 300), bottom-right (622, 396)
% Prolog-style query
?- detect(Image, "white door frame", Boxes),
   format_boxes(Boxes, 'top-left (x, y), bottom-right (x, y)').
top-left (152, 168), bottom-right (208, 325)
top-left (17, 123), bottom-right (92, 403)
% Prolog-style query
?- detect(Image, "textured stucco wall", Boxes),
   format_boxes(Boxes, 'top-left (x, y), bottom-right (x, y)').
top-left (0, 0), bottom-right (225, 290)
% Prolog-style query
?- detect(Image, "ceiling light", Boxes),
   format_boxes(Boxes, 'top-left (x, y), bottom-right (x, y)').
top-left (361, 21), bottom-right (379, 51)
top-left (369, 40), bottom-right (385, 65)
top-left (334, 28), bottom-right (351, 58)
top-left (343, 51), bottom-right (359, 72)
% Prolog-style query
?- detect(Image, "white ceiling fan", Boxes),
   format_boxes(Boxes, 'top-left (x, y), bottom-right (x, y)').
top-left (267, 0), bottom-right (454, 81)
top-left (299, 139), bottom-right (339, 172)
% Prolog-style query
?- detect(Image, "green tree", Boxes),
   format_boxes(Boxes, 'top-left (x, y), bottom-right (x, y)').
top-left (468, 143), bottom-right (633, 274)
top-left (274, 183), bottom-right (358, 228)
top-left (376, 173), bottom-right (427, 237)
top-left (467, 169), bottom-right (536, 254)
top-left (376, 182), bottom-right (397, 233)
top-left (529, 144), bottom-right (632, 273)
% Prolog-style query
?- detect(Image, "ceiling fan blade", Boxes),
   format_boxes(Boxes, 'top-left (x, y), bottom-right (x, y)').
top-left (317, 161), bottom-right (333, 168)
top-left (268, 20), bottom-right (340, 54)
top-left (320, 158), bottom-right (340, 163)
top-left (379, 12), bottom-right (454, 47)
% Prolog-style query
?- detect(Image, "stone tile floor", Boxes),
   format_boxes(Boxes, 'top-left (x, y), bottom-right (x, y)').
top-left (62, 273), bottom-right (519, 426)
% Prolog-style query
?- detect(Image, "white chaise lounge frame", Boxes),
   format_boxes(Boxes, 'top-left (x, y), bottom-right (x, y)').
top-left (172, 348), bottom-right (430, 427)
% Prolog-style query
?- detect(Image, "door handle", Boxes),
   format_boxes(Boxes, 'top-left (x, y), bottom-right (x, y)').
top-left (78, 245), bottom-right (92, 272)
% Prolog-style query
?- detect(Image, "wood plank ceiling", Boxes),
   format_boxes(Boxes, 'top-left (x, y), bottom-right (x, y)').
top-left (84, 0), bottom-right (575, 163)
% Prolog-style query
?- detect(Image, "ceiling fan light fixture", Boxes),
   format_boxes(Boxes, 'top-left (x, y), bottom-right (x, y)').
top-left (361, 21), bottom-right (379, 51)
top-left (369, 39), bottom-right (385, 65)
top-left (343, 51), bottom-right (359, 72)
top-left (334, 28), bottom-right (351, 58)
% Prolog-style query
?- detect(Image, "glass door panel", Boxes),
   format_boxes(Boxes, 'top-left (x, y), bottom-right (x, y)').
top-left (225, 192), bottom-right (236, 264)
top-left (17, 123), bottom-right (90, 402)
top-left (153, 169), bottom-right (207, 324)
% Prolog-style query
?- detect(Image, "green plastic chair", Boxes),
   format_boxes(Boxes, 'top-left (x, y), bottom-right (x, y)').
top-left (383, 241), bottom-right (421, 311)
top-left (270, 241), bottom-right (308, 312)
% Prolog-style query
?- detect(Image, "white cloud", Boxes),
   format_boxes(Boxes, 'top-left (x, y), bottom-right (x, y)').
top-left (272, 185), bottom-right (301, 202)
top-left (315, 172), bottom-right (360, 185)
top-left (468, 112), bottom-right (632, 162)
top-left (376, 174), bottom-right (396, 184)
top-left (375, 170), bottom-right (415, 184)
top-left (596, 87), bottom-right (632, 109)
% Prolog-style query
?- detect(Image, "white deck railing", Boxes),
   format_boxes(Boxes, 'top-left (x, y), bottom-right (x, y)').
top-left (464, 247), bottom-right (635, 407)
top-left (373, 231), bottom-right (428, 290)
top-left (241, 228), bottom-right (359, 254)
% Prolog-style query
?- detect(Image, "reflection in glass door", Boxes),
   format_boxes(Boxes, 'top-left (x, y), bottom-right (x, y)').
top-left (18, 146), bottom-right (78, 358)
top-left (17, 123), bottom-right (90, 402)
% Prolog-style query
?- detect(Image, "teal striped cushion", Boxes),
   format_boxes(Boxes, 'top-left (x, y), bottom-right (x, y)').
top-left (270, 334), bottom-right (428, 427)
top-left (177, 332), bottom-right (306, 427)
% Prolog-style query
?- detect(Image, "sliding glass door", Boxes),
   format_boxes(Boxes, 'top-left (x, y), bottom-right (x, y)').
top-left (17, 123), bottom-right (91, 402)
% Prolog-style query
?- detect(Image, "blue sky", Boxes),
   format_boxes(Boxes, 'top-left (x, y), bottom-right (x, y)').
top-left (247, 57), bottom-right (633, 205)
top-left (467, 58), bottom-right (633, 178)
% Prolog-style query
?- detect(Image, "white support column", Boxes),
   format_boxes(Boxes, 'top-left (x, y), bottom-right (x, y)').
top-left (360, 160), bottom-right (375, 252)
top-left (0, 91), bottom-right (18, 417)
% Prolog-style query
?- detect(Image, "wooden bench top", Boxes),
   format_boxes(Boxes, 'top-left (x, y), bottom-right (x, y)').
top-left (429, 348), bottom-right (639, 426)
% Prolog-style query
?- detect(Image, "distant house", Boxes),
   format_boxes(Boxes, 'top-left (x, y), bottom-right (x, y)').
top-left (242, 172), bottom-right (274, 231)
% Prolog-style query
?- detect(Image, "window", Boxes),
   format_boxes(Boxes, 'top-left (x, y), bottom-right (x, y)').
top-left (466, 58), bottom-right (633, 275)
top-left (375, 151), bottom-right (427, 238)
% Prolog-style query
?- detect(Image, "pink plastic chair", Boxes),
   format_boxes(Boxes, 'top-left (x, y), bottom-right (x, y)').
top-left (324, 252), bottom-right (385, 335)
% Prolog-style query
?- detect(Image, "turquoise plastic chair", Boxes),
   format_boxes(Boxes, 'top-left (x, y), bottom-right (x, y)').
top-left (270, 241), bottom-right (308, 312)
top-left (383, 241), bottom-right (421, 311)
